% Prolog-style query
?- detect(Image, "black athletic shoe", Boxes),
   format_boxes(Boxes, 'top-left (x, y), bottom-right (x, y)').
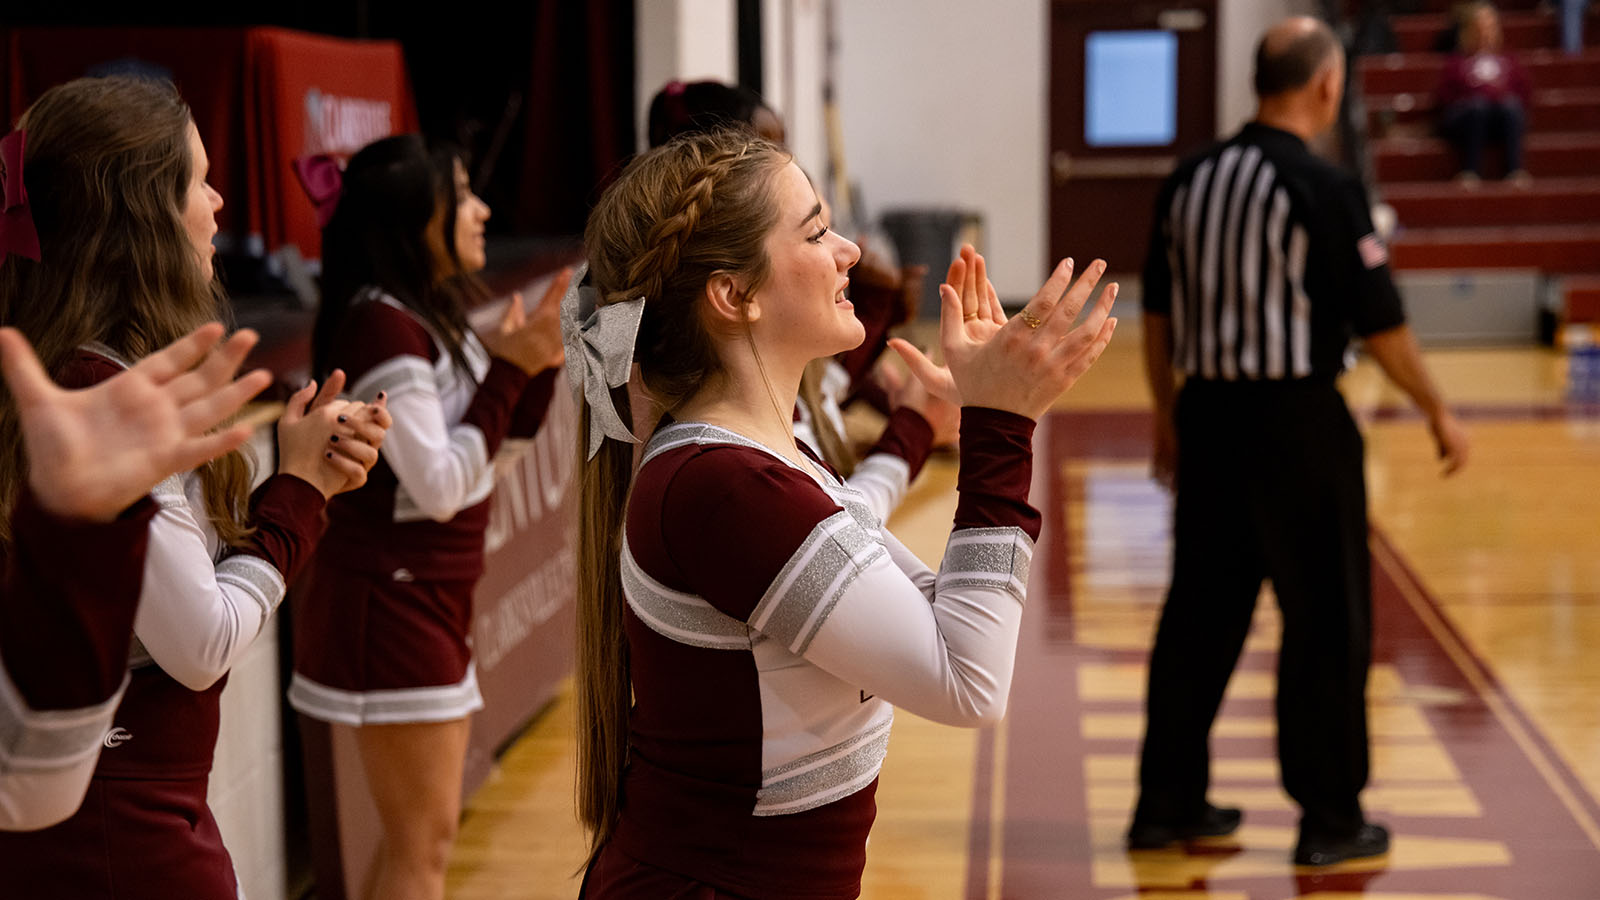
top-left (1126, 804), bottom-right (1244, 849)
top-left (1293, 822), bottom-right (1391, 866)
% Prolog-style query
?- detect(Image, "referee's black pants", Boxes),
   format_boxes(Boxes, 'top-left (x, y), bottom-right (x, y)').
top-left (1134, 378), bottom-right (1372, 840)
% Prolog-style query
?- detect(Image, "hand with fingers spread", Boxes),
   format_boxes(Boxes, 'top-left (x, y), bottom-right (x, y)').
top-left (480, 268), bottom-right (572, 375)
top-left (890, 245), bottom-right (1119, 421)
top-left (0, 323), bottom-right (272, 523)
top-left (277, 372), bottom-right (390, 498)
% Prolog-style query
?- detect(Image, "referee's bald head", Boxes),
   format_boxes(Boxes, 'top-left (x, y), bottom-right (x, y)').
top-left (1253, 17), bottom-right (1341, 98)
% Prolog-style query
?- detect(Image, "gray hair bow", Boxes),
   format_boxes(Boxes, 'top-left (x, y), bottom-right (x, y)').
top-left (559, 261), bottom-right (645, 459)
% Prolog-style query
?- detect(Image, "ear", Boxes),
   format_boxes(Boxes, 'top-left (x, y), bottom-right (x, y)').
top-left (1323, 53), bottom-right (1346, 102)
top-left (702, 271), bottom-right (759, 327)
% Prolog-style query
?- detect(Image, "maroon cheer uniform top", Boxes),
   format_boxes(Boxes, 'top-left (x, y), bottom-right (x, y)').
top-left (0, 348), bottom-right (326, 899)
top-left (1, 490), bottom-right (155, 831)
top-left (290, 290), bottom-right (557, 725)
top-left (586, 408), bottom-right (1039, 899)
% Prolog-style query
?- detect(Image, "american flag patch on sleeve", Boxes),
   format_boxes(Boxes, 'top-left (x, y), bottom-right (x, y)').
top-left (1357, 233), bottom-right (1389, 269)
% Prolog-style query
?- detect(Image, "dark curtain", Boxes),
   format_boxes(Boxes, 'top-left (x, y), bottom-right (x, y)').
top-left (3, 0), bottom-right (636, 239)
top-left (515, 0), bottom-right (636, 235)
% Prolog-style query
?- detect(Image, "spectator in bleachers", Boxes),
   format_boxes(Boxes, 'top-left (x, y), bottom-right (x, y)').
top-left (1435, 1), bottom-right (1533, 185)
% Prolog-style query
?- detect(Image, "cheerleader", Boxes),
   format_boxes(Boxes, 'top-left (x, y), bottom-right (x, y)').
top-left (290, 135), bottom-right (566, 900)
top-left (0, 76), bottom-right (387, 898)
top-left (0, 324), bottom-right (268, 831)
top-left (647, 79), bottom-right (959, 523)
top-left (572, 130), bottom-right (1117, 897)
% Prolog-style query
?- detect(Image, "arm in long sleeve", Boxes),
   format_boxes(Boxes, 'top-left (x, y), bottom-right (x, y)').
top-left (342, 302), bottom-right (532, 521)
top-left (508, 367), bottom-right (561, 440)
top-left (133, 474), bottom-right (325, 692)
top-left (847, 408), bottom-right (936, 525)
top-left (0, 491), bottom-right (156, 831)
top-left (794, 403), bottom-right (935, 527)
top-left (668, 409), bottom-right (1039, 728)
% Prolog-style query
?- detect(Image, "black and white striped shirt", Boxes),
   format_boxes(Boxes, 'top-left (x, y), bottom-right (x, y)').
top-left (1143, 122), bottom-right (1405, 382)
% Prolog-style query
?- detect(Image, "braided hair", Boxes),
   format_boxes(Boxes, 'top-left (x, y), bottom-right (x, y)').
top-left (573, 130), bottom-right (788, 864)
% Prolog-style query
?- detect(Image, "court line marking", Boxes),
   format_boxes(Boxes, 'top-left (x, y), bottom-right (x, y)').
top-left (1371, 529), bottom-right (1600, 855)
top-left (988, 716), bottom-right (1009, 900)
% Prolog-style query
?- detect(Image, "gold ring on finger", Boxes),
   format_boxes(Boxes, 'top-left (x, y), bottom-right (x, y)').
top-left (1018, 309), bottom-right (1043, 329)
top-left (963, 312), bottom-right (979, 321)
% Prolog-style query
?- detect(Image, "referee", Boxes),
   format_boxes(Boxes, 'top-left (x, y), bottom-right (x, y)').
top-left (1130, 17), bottom-right (1470, 866)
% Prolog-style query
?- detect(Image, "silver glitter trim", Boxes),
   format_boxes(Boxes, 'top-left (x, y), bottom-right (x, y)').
top-left (753, 714), bottom-right (893, 815)
top-left (938, 527), bottom-right (1034, 604)
top-left (215, 553), bottom-right (287, 619)
top-left (149, 473), bottom-right (188, 510)
top-left (0, 665), bottom-right (126, 772)
top-left (288, 665), bottom-right (484, 726)
top-left (392, 425), bottom-right (493, 522)
top-left (642, 423), bottom-right (874, 534)
top-left (852, 453), bottom-right (909, 498)
top-left (621, 541), bottom-right (751, 650)
top-left (79, 342), bottom-right (131, 369)
top-left (750, 512), bottom-right (887, 655)
top-left (641, 422), bottom-right (780, 468)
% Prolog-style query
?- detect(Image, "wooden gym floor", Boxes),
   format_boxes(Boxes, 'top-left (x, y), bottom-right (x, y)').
top-left (446, 318), bottom-right (1600, 899)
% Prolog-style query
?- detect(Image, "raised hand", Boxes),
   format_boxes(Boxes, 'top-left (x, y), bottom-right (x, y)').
top-left (0, 323), bottom-right (272, 522)
top-left (277, 373), bottom-right (389, 498)
top-left (480, 268), bottom-right (571, 375)
top-left (889, 245), bottom-right (1117, 421)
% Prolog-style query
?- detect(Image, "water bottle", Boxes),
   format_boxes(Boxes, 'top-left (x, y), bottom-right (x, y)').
top-left (1564, 323), bottom-right (1600, 405)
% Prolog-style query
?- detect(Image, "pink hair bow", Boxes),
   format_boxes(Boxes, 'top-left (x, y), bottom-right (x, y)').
top-left (0, 130), bottom-right (42, 264)
top-left (292, 154), bottom-right (344, 229)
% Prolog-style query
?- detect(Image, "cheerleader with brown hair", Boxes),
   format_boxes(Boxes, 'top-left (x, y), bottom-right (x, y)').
top-left (570, 129), bottom-right (1117, 897)
top-left (0, 76), bottom-right (387, 898)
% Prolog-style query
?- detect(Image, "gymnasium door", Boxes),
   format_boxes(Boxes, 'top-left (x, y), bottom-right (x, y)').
top-left (1049, 0), bottom-right (1217, 275)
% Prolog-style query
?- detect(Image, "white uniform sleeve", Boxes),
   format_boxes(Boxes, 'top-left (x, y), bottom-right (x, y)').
top-left (353, 355), bottom-right (490, 523)
top-left (133, 478), bottom-right (285, 692)
top-left (746, 511), bottom-right (1032, 727)
top-left (845, 454), bottom-right (912, 525)
top-left (0, 662), bottom-right (126, 831)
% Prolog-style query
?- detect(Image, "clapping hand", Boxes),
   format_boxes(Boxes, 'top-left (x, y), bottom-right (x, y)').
top-left (0, 323), bottom-right (272, 522)
top-left (277, 370), bottom-right (391, 498)
top-left (888, 246), bottom-right (1118, 420)
top-left (481, 268), bottom-right (572, 375)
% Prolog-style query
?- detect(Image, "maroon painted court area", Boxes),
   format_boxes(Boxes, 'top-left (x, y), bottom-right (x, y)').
top-left (965, 410), bottom-right (1600, 898)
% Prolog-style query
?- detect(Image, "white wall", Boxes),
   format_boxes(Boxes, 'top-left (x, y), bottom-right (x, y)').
top-left (835, 0), bottom-right (1049, 300)
top-left (762, 0), bottom-right (829, 180)
top-left (1218, 0), bottom-right (1318, 135)
top-left (207, 426), bottom-right (287, 900)
top-left (636, 0), bottom-right (739, 151)
top-left (209, 625), bottom-right (287, 900)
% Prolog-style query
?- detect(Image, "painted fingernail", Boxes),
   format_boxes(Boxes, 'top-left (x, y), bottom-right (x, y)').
top-left (376, 391), bottom-right (387, 400)
top-left (325, 451), bottom-right (334, 459)
top-left (330, 435), bottom-right (340, 443)
top-left (337, 415), bottom-right (348, 423)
